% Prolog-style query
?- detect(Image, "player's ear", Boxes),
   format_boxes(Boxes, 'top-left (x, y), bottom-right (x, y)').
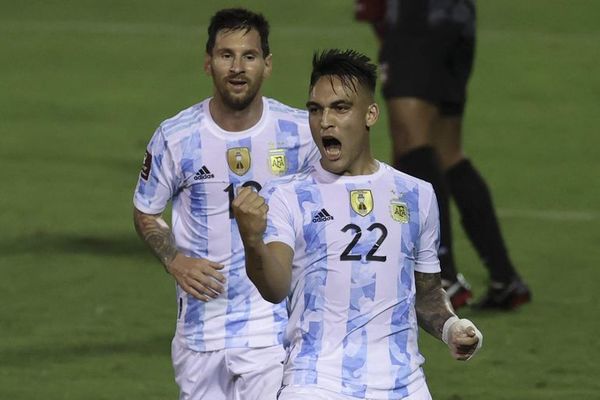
top-left (365, 102), bottom-right (379, 129)
top-left (262, 53), bottom-right (273, 79)
top-left (204, 54), bottom-right (212, 76)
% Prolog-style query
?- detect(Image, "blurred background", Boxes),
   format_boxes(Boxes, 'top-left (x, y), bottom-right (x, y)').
top-left (1, 1), bottom-right (599, 398)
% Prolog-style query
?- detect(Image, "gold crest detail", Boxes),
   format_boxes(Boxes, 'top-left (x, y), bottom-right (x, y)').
top-left (390, 201), bottom-right (409, 223)
top-left (269, 149), bottom-right (287, 176)
top-left (350, 190), bottom-right (373, 217)
top-left (227, 147), bottom-right (251, 176)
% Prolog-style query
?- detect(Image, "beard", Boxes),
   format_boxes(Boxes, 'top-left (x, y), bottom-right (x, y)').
top-left (216, 79), bottom-right (262, 111)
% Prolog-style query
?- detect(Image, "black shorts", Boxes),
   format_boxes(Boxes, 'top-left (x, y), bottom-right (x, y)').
top-left (379, 23), bottom-right (475, 116)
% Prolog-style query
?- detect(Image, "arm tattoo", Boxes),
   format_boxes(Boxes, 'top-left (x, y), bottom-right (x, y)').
top-left (133, 208), bottom-right (178, 271)
top-left (414, 272), bottom-right (455, 340)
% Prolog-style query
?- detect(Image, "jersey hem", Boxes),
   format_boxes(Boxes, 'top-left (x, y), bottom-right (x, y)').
top-left (414, 262), bottom-right (441, 273)
top-left (282, 370), bottom-right (428, 400)
top-left (175, 333), bottom-right (283, 353)
top-left (264, 236), bottom-right (295, 251)
top-left (133, 198), bottom-right (166, 215)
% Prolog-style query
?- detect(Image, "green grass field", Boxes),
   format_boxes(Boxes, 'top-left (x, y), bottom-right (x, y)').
top-left (1, 1), bottom-right (599, 399)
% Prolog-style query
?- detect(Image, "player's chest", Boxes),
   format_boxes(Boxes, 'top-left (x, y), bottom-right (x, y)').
top-left (299, 186), bottom-right (419, 263)
top-left (180, 138), bottom-right (303, 190)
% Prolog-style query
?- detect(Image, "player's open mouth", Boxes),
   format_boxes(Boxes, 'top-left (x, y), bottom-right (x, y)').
top-left (228, 79), bottom-right (248, 89)
top-left (322, 136), bottom-right (341, 160)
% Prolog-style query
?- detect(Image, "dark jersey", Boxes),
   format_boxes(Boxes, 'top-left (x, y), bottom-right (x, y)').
top-left (386, 0), bottom-right (475, 35)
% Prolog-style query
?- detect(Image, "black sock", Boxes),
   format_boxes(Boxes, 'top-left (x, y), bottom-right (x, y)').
top-left (396, 147), bottom-right (457, 281)
top-left (446, 159), bottom-right (518, 283)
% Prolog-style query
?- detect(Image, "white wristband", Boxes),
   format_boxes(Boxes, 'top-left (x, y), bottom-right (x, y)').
top-left (442, 315), bottom-right (459, 344)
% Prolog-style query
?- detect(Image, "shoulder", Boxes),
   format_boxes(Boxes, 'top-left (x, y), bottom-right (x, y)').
top-left (262, 165), bottom-right (316, 198)
top-left (157, 101), bottom-right (206, 142)
top-left (265, 98), bottom-right (309, 125)
top-left (381, 162), bottom-right (435, 194)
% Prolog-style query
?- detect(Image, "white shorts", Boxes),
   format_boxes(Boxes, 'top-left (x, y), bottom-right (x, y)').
top-left (172, 338), bottom-right (285, 400)
top-left (277, 383), bottom-right (432, 400)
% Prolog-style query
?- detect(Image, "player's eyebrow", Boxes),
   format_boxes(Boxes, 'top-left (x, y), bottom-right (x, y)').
top-left (330, 99), bottom-right (352, 107)
top-left (306, 99), bottom-right (353, 109)
top-left (241, 48), bottom-right (261, 56)
top-left (215, 47), bottom-right (261, 56)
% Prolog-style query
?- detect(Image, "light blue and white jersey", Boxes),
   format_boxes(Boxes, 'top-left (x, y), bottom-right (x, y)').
top-left (263, 161), bottom-right (441, 399)
top-left (133, 97), bottom-right (320, 352)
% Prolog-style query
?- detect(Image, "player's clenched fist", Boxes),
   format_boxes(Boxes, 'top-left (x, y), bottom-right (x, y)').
top-left (442, 317), bottom-right (483, 361)
top-left (232, 186), bottom-right (269, 246)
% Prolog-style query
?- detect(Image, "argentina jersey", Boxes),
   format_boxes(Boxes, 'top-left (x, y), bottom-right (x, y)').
top-left (133, 97), bottom-right (320, 352)
top-left (262, 161), bottom-right (441, 399)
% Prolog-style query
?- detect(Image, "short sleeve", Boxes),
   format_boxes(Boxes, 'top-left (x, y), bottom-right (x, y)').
top-left (133, 126), bottom-right (178, 214)
top-left (262, 184), bottom-right (296, 250)
top-left (414, 186), bottom-right (442, 273)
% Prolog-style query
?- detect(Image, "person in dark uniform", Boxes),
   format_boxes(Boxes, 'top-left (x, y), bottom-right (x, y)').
top-left (356, 0), bottom-right (531, 310)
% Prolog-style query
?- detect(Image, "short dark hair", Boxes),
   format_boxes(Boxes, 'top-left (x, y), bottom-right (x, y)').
top-left (206, 8), bottom-right (270, 57)
top-left (310, 49), bottom-right (377, 95)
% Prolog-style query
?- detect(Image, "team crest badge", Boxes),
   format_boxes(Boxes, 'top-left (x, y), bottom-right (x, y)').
top-left (350, 190), bottom-right (373, 217)
top-left (390, 201), bottom-right (409, 223)
top-left (227, 147), bottom-right (251, 176)
top-left (268, 149), bottom-right (287, 176)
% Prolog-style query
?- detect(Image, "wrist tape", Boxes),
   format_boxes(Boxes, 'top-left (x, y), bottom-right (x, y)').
top-left (442, 315), bottom-right (460, 344)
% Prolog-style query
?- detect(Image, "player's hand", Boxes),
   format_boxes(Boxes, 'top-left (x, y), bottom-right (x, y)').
top-left (166, 253), bottom-right (225, 302)
top-left (443, 317), bottom-right (483, 361)
top-left (232, 186), bottom-right (268, 247)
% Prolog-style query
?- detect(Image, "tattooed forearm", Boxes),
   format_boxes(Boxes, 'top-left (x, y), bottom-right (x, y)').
top-left (133, 208), bottom-right (178, 271)
top-left (414, 272), bottom-right (456, 340)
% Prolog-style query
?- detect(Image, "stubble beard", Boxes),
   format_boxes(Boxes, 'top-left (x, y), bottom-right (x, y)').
top-left (218, 81), bottom-right (261, 111)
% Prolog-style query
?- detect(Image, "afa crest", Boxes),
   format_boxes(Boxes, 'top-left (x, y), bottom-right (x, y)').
top-left (268, 149), bottom-right (287, 176)
top-left (350, 190), bottom-right (373, 217)
top-left (227, 147), bottom-right (251, 176)
top-left (390, 201), bottom-right (409, 223)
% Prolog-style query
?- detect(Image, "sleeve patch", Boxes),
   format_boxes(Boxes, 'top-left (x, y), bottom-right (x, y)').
top-left (140, 150), bottom-right (152, 181)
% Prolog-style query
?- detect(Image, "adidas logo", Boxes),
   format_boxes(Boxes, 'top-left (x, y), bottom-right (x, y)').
top-left (194, 166), bottom-right (214, 180)
top-left (312, 208), bottom-right (334, 223)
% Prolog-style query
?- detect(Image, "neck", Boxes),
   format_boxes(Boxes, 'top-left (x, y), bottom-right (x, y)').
top-left (209, 95), bottom-right (263, 132)
top-left (346, 157), bottom-right (379, 176)
top-left (323, 156), bottom-right (379, 177)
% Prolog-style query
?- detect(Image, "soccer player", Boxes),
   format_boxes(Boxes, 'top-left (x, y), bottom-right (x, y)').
top-left (355, 0), bottom-right (531, 309)
top-left (132, 8), bottom-right (319, 400)
top-left (233, 49), bottom-right (482, 399)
